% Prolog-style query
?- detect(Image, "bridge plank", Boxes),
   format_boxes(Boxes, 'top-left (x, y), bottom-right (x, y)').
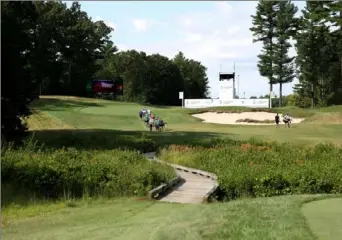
top-left (144, 152), bottom-right (218, 204)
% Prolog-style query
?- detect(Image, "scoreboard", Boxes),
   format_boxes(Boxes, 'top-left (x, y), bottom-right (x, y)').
top-left (86, 78), bottom-right (123, 95)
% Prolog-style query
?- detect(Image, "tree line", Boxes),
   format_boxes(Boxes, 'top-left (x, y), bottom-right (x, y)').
top-left (250, 0), bottom-right (342, 108)
top-left (97, 50), bottom-right (209, 105)
top-left (1, 1), bottom-right (209, 142)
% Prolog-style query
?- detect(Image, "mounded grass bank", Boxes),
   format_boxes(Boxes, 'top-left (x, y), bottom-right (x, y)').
top-left (1, 142), bottom-right (176, 206)
top-left (159, 138), bottom-right (342, 201)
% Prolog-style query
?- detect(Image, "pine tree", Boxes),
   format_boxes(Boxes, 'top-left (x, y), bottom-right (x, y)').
top-left (250, 1), bottom-right (278, 108)
top-left (294, 1), bottom-right (332, 107)
top-left (327, 1), bottom-right (342, 104)
top-left (273, 1), bottom-right (298, 107)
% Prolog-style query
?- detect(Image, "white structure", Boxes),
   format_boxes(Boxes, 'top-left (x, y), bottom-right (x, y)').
top-left (219, 78), bottom-right (236, 100)
top-left (184, 72), bottom-right (269, 108)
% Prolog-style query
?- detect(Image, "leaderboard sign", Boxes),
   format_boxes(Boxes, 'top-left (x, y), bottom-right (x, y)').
top-left (87, 79), bottom-right (123, 95)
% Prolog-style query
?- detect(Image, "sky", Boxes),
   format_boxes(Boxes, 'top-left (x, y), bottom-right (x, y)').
top-left (66, 1), bottom-right (306, 98)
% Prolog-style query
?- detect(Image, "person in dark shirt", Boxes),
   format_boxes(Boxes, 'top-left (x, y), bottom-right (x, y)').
top-left (275, 113), bottom-right (280, 127)
top-left (139, 109), bottom-right (143, 119)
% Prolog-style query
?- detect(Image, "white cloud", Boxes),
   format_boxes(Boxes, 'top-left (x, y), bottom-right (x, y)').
top-left (217, 1), bottom-right (233, 14)
top-left (132, 18), bottom-right (165, 32)
top-left (117, 2), bottom-right (302, 98)
top-left (133, 19), bottom-right (148, 32)
top-left (227, 26), bottom-right (241, 34)
top-left (184, 33), bottom-right (203, 43)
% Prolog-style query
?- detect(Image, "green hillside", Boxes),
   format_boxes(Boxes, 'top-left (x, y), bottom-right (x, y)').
top-left (27, 96), bottom-right (342, 147)
top-left (2, 96), bottom-right (341, 240)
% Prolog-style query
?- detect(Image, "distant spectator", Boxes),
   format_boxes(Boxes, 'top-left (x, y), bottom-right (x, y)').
top-left (155, 117), bottom-right (160, 131)
top-left (143, 112), bottom-right (149, 124)
top-left (148, 117), bottom-right (154, 131)
top-left (275, 113), bottom-right (280, 127)
top-left (283, 113), bottom-right (292, 128)
top-left (139, 109), bottom-right (143, 119)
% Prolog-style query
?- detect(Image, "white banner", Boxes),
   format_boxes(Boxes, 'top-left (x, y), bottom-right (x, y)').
top-left (184, 99), bottom-right (269, 108)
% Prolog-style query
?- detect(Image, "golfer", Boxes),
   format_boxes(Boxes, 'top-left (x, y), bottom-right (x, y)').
top-left (275, 113), bottom-right (280, 127)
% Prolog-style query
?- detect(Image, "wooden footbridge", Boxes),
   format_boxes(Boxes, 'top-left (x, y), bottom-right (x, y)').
top-left (144, 152), bottom-right (218, 204)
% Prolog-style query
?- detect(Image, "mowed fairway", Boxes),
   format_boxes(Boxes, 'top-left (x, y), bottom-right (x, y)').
top-left (28, 96), bottom-right (342, 146)
top-left (2, 196), bottom-right (335, 240)
top-left (302, 198), bottom-right (342, 240)
top-left (4, 96), bottom-right (340, 240)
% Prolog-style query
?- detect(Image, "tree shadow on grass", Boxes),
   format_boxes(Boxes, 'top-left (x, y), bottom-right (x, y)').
top-left (29, 129), bottom-right (234, 151)
top-left (140, 102), bottom-right (176, 109)
top-left (31, 98), bottom-right (105, 111)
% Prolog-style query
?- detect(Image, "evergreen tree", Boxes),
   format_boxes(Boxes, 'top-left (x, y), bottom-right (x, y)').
top-left (294, 1), bottom-right (333, 107)
top-left (273, 1), bottom-right (298, 107)
top-left (250, 1), bottom-right (278, 108)
top-left (327, 1), bottom-right (342, 104)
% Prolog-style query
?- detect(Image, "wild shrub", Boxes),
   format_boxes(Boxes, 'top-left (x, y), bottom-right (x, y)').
top-left (1, 142), bottom-right (175, 206)
top-left (160, 138), bottom-right (342, 200)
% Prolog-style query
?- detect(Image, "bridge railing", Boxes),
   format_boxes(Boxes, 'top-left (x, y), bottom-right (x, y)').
top-left (144, 152), bottom-right (219, 203)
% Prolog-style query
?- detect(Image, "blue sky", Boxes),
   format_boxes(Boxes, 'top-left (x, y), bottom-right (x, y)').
top-left (66, 1), bottom-right (306, 98)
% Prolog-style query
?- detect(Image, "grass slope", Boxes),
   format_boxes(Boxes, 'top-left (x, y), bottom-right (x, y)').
top-left (3, 96), bottom-right (342, 239)
top-left (28, 96), bottom-right (342, 147)
top-left (3, 195), bottom-right (334, 240)
top-left (302, 198), bottom-right (342, 240)
top-left (26, 110), bottom-right (73, 130)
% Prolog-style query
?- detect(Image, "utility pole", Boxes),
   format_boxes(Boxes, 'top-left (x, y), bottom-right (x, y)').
top-left (237, 74), bottom-right (240, 98)
top-left (68, 61), bottom-right (72, 85)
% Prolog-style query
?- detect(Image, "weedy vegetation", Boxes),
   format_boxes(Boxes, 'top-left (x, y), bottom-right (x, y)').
top-left (1, 140), bottom-right (175, 207)
top-left (160, 138), bottom-right (342, 201)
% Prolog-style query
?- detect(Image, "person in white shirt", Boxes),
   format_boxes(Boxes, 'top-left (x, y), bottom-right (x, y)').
top-left (283, 114), bottom-right (292, 128)
top-left (141, 108), bottom-right (147, 118)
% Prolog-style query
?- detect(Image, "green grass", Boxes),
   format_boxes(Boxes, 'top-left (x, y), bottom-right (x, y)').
top-left (159, 139), bottom-right (342, 200)
top-left (1, 142), bottom-right (176, 206)
top-left (3, 96), bottom-right (341, 239)
top-left (27, 96), bottom-right (342, 148)
top-left (3, 195), bottom-right (339, 240)
top-left (302, 198), bottom-right (342, 240)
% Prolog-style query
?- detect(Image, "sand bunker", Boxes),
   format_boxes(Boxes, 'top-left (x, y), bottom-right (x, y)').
top-left (192, 112), bottom-right (305, 125)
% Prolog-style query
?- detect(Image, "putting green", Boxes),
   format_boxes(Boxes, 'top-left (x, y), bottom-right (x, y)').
top-left (301, 198), bottom-right (342, 240)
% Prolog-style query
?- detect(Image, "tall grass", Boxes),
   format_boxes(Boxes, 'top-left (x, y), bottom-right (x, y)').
top-left (1, 141), bottom-right (176, 207)
top-left (160, 138), bottom-right (342, 200)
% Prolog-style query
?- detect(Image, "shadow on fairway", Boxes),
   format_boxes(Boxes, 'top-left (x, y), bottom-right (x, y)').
top-left (143, 103), bottom-right (175, 109)
top-left (29, 129), bottom-right (233, 150)
top-left (31, 98), bottom-right (105, 111)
